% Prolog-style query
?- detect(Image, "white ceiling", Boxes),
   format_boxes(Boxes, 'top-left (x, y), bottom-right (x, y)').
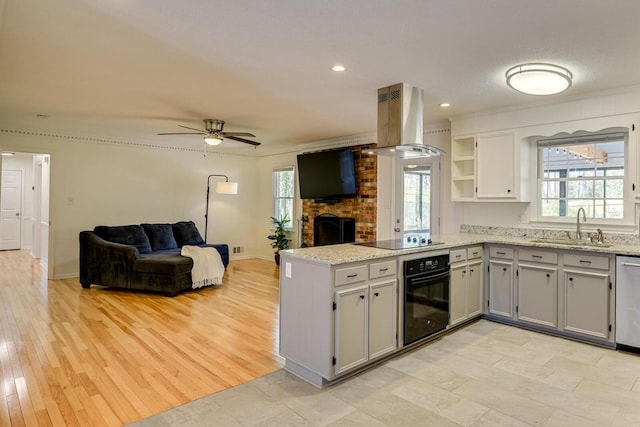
top-left (2, 0), bottom-right (640, 155)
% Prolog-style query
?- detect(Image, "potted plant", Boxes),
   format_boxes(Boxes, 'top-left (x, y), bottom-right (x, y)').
top-left (268, 214), bottom-right (290, 265)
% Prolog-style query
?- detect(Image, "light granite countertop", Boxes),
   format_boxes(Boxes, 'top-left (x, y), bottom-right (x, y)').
top-left (281, 232), bottom-right (640, 265)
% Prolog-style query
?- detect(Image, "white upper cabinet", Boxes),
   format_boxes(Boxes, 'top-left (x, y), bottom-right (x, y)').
top-left (476, 133), bottom-right (516, 199)
top-left (451, 131), bottom-right (529, 202)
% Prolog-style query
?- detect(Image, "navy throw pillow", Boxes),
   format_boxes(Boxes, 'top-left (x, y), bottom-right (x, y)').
top-left (94, 225), bottom-right (152, 254)
top-left (172, 221), bottom-right (205, 246)
top-left (142, 223), bottom-right (178, 251)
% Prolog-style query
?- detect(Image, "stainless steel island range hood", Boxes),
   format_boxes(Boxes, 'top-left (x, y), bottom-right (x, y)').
top-left (370, 83), bottom-right (443, 158)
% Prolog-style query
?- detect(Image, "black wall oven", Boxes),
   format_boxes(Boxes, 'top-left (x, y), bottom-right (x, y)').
top-left (403, 254), bottom-right (450, 346)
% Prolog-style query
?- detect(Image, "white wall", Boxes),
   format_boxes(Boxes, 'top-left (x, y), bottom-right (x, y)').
top-left (0, 132), bottom-right (259, 278)
top-left (256, 151), bottom-right (300, 260)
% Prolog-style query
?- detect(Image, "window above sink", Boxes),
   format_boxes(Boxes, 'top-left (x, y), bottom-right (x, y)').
top-left (534, 127), bottom-right (632, 227)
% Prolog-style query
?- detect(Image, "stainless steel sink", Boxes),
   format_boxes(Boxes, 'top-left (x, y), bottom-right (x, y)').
top-left (529, 238), bottom-right (613, 248)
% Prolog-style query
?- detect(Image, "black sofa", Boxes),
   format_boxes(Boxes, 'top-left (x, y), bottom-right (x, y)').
top-left (79, 221), bottom-right (229, 296)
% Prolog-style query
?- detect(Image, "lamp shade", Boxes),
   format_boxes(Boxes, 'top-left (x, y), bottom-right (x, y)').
top-left (506, 63), bottom-right (573, 96)
top-left (216, 181), bottom-right (238, 194)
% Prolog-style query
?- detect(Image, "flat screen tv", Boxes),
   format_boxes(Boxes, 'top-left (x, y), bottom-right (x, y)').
top-left (297, 148), bottom-right (357, 201)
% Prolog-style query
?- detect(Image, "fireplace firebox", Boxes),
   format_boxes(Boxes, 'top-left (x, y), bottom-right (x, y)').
top-left (313, 214), bottom-right (356, 246)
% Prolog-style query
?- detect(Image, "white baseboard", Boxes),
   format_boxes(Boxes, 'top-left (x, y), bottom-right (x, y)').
top-left (230, 254), bottom-right (274, 262)
top-left (53, 272), bottom-right (79, 280)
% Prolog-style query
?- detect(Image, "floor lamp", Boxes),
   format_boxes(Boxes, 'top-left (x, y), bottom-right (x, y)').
top-left (205, 174), bottom-right (238, 244)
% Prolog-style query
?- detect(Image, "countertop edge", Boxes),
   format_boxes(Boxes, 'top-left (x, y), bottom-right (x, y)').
top-left (280, 234), bottom-right (640, 265)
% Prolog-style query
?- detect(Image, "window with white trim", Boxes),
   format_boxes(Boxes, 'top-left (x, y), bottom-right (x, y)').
top-left (538, 131), bottom-right (626, 220)
top-left (273, 166), bottom-right (294, 229)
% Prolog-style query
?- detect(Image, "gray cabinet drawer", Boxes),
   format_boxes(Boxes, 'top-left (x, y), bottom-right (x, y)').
top-left (335, 265), bottom-right (368, 286)
top-left (519, 248), bottom-right (558, 265)
top-left (369, 260), bottom-right (396, 280)
top-left (467, 246), bottom-right (483, 260)
top-left (489, 246), bottom-right (514, 259)
top-left (564, 253), bottom-right (609, 270)
top-left (450, 248), bottom-right (467, 263)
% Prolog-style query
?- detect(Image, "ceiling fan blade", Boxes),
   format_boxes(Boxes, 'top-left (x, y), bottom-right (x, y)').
top-left (178, 125), bottom-right (207, 132)
top-left (158, 132), bottom-right (205, 135)
top-left (221, 132), bottom-right (256, 137)
top-left (224, 135), bottom-right (262, 146)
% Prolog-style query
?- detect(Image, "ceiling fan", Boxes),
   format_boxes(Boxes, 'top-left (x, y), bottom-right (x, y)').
top-left (158, 119), bottom-right (262, 146)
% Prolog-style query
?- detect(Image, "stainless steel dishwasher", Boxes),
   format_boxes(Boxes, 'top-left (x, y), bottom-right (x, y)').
top-left (616, 255), bottom-right (640, 353)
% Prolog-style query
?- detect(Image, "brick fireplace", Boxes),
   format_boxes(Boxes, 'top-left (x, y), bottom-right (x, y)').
top-left (302, 144), bottom-right (377, 246)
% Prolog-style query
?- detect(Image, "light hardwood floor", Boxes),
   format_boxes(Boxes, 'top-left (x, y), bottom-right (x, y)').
top-left (0, 250), bottom-right (284, 426)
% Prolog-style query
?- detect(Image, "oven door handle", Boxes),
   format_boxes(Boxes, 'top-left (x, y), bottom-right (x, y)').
top-left (407, 270), bottom-right (450, 285)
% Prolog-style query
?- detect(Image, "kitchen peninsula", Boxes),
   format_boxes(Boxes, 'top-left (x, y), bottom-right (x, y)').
top-left (279, 227), bottom-right (640, 388)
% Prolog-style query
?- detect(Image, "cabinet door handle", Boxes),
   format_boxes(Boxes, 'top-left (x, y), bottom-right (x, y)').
top-left (579, 260), bottom-right (592, 265)
top-left (347, 274), bottom-right (358, 278)
top-left (374, 292), bottom-right (379, 297)
top-left (496, 251), bottom-right (506, 255)
top-left (462, 270), bottom-right (467, 274)
top-left (469, 269), bottom-right (474, 273)
top-left (472, 252), bottom-right (479, 256)
top-left (503, 267), bottom-right (507, 272)
top-left (507, 189), bottom-right (511, 193)
top-left (455, 254), bottom-right (462, 259)
top-left (532, 255), bottom-right (542, 259)
top-left (546, 273), bottom-right (550, 278)
top-left (569, 277), bottom-right (573, 282)
top-left (379, 268), bottom-right (388, 272)
top-left (359, 295), bottom-right (365, 300)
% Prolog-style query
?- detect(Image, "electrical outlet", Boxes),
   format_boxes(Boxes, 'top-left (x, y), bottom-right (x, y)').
top-left (285, 262), bottom-right (292, 278)
top-left (232, 246), bottom-right (243, 254)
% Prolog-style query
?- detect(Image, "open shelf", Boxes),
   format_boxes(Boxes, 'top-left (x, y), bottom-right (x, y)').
top-left (451, 137), bottom-right (477, 200)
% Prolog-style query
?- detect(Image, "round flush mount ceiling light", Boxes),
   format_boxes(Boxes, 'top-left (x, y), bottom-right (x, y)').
top-left (332, 64), bottom-right (346, 72)
top-left (506, 63), bottom-right (573, 95)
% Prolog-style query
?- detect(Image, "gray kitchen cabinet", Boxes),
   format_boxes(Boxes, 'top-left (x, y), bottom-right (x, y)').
top-left (517, 248), bottom-right (558, 328)
top-left (334, 260), bottom-right (397, 375)
top-left (450, 261), bottom-right (467, 326)
top-left (563, 253), bottom-right (612, 340)
top-left (488, 246), bottom-right (514, 319)
top-left (484, 246), bottom-right (615, 346)
top-left (280, 253), bottom-right (399, 387)
top-left (467, 246), bottom-right (484, 318)
top-left (450, 246), bottom-right (484, 326)
top-left (368, 279), bottom-right (397, 360)
top-left (334, 284), bottom-right (369, 374)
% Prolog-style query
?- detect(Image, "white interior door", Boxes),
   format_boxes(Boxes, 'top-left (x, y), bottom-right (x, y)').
top-left (1, 169), bottom-right (23, 250)
top-left (394, 157), bottom-right (440, 240)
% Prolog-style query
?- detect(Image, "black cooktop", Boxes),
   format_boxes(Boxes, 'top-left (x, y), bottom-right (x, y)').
top-left (356, 238), bottom-right (443, 250)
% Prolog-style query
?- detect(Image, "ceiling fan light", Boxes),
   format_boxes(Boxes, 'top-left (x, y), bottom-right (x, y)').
top-left (204, 136), bottom-right (223, 145)
top-left (506, 63), bottom-right (573, 95)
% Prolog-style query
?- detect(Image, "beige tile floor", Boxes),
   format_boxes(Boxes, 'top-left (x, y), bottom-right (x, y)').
top-left (128, 320), bottom-right (640, 426)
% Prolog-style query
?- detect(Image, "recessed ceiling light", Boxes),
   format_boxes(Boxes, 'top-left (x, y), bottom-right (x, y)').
top-left (506, 63), bottom-right (573, 95)
top-left (439, 102), bottom-right (451, 108)
top-left (332, 65), bottom-right (346, 72)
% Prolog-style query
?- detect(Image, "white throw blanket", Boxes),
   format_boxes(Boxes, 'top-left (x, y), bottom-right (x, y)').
top-left (180, 245), bottom-right (225, 289)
